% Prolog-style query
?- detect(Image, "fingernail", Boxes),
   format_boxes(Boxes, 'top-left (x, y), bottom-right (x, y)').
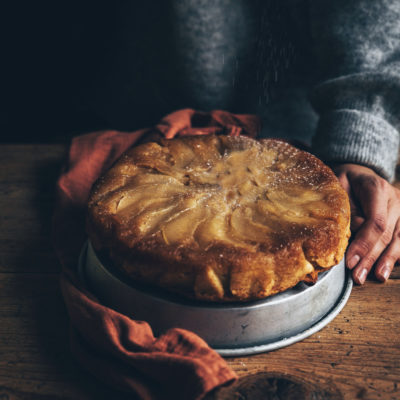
top-left (357, 268), bottom-right (368, 285)
top-left (380, 265), bottom-right (391, 281)
top-left (347, 254), bottom-right (360, 269)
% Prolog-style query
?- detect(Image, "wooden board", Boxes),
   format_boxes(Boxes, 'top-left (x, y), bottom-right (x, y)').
top-left (0, 144), bottom-right (399, 400)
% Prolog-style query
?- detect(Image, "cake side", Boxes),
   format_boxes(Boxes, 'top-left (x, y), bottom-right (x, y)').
top-left (87, 135), bottom-right (350, 302)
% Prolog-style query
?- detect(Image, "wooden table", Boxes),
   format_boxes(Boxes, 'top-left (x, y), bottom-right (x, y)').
top-left (0, 144), bottom-right (399, 400)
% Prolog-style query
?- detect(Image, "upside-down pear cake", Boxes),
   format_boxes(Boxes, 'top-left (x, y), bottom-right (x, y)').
top-left (87, 135), bottom-right (350, 302)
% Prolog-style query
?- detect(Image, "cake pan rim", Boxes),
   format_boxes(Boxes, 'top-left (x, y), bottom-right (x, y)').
top-left (78, 240), bottom-right (352, 354)
top-left (215, 272), bottom-right (352, 356)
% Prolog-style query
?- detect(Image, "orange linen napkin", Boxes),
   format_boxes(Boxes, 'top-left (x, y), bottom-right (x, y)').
top-left (53, 109), bottom-right (261, 400)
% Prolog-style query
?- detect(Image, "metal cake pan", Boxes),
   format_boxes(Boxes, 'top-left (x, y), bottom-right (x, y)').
top-left (78, 240), bottom-right (352, 356)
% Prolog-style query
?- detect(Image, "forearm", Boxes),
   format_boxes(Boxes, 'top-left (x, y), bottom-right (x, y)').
top-left (308, 0), bottom-right (400, 181)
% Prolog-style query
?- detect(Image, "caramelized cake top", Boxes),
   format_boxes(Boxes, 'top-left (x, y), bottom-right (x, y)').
top-left (87, 135), bottom-right (350, 302)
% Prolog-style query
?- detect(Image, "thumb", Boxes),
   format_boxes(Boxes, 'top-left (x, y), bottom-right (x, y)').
top-left (336, 171), bottom-right (364, 232)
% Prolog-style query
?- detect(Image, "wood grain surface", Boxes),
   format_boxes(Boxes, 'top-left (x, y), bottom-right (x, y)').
top-left (0, 144), bottom-right (399, 400)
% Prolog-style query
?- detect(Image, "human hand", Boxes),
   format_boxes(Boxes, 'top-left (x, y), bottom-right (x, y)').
top-left (332, 163), bottom-right (400, 284)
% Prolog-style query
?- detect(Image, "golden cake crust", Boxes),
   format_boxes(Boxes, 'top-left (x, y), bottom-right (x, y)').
top-left (87, 135), bottom-right (350, 302)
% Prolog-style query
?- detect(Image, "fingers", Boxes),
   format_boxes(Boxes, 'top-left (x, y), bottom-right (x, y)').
top-left (351, 215), bottom-right (365, 232)
top-left (333, 163), bottom-right (400, 285)
top-left (348, 209), bottom-right (396, 284)
top-left (374, 219), bottom-right (400, 282)
top-left (346, 176), bottom-right (392, 283)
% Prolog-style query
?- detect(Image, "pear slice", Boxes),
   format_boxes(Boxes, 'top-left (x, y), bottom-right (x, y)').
top-left (161, 205), bottom-right (207, 245)
top-left (194, 212), bottom-right (253, 250)
top-left (115, 182), bottom-right (186, 214)
top-left (224, 145), bottom-right (259, 167)
top-left (229, 207), bottom-right (271, 243)
top-left (261, 187), bottom-right (325, 224)
top-left (126, 173), bottom-right (182, 188)
top-left (117, 196), bottom-right (172, 220)
top-left (257, 198), bottom-right (319, 225)
top-left (133, 204), bottom-right (180, 236)
top-left (194, 212), bottom-right (226, 247)
top-left (135, 193), bottom-right (207, 238)
top-left (267, 187), bottom-right (323, 204)
top-left (167, 139), bottom-right (196, 168)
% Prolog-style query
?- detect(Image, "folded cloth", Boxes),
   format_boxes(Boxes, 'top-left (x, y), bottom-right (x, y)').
top-left (53, 109), bottom-right (261, 400)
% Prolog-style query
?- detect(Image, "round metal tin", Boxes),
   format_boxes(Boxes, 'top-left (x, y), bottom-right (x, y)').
top-left (78, 240), bottom-right (352, 356)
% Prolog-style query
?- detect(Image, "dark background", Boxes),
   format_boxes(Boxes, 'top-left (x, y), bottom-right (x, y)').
top-left (2, 2), bottom-right (101, 142)
top-left (1, 2), bottom-right (169, 143)
top-left (0, 1), bottom-right (302, 144)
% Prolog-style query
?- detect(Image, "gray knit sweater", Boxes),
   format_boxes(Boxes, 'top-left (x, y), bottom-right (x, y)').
top-left (97, 0), bottom-right (400, 181)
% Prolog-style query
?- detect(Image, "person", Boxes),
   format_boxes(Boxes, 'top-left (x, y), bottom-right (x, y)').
top-left (88, 0), bottom-right (400, 285)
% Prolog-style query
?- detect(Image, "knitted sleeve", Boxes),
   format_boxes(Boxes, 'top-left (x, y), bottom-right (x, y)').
top-left (308, 0), bottom-right (400, 181)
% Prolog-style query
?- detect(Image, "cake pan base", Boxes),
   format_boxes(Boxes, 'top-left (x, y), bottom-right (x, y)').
top-left (78, 241), bottom-right (352, 356)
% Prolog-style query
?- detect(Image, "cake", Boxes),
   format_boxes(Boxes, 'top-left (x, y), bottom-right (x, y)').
top-left (87, 134), bottom-right (350, 302)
